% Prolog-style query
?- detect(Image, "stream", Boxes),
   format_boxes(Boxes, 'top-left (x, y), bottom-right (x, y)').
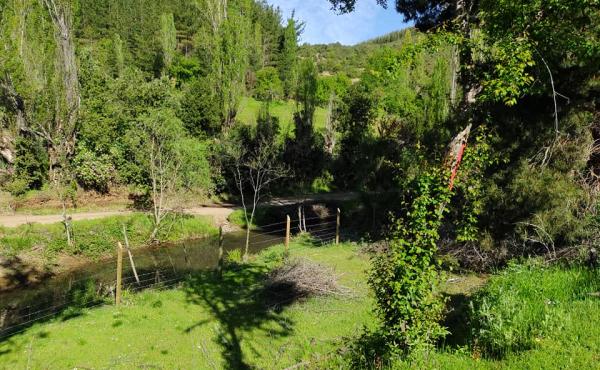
top-left (0, 230), bottom-right (284, 338)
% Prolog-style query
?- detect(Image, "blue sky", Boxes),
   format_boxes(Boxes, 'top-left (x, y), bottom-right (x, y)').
top-left (265, 0), bottom-right (410, 45)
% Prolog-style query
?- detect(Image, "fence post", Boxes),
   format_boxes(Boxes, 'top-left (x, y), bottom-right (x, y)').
top-left (217, 226), bottom-right (224, 278)
top-left (285, 215), bottom-right (291, 256)
top-left (336, 208), bottom-right (341, 245)
top-left (122, 225), bottom-right (140, 284)
top-left (116, 242), bottom-right (123, 306)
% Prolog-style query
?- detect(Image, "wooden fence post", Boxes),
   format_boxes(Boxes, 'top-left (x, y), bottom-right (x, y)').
top-left (336, 208), bottom-right (341, 245)
top-left (122, 225), bottom-right (140, 284)
top-left (116, 242), bottom-right (123, 306)
top-left (285, 215), bottom-right (291, 256)
top-left (217, 226), bottom-right (224, 278)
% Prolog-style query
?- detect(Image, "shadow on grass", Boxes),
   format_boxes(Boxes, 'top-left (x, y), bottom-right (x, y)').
top-left (182, 263), bottom-right (296, 370)
top-left (442, 293), bottom-right (472, 348)
top-left (0, 277), bottom-right (111, 356)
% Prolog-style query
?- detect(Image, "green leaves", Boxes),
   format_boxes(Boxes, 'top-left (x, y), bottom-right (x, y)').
top-left (480, 38), bottom-right (536, 106)
top-left (253, 67), bottom-right (283, 102)
top-left (369, 169), bottom-right (450, 352)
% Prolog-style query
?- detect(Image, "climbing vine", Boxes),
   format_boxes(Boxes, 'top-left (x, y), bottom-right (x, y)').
top-left (368, 169), bottom-right (451, 352)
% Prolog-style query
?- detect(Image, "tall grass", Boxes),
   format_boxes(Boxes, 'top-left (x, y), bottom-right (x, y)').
top-left (469, 259), bottom-right (600, 356)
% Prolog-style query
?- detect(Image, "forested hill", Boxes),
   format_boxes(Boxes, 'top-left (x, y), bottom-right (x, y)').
top-left (299, 29), bottom-right (415, 78)
top-left (73, 0), bottom-right (284, 74)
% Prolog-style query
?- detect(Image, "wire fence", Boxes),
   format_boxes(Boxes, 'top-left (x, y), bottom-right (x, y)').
top-left (0, 210), bottom-right (340, 340)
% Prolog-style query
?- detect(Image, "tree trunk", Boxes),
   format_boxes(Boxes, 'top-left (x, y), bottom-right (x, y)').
top-left (244, 226), bottom-right (250, 262)
top-left (43, 0), bottom-right (80, 180)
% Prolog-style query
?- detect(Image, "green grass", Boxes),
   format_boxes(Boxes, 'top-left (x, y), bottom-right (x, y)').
top-left (0, 213), bottom-right (217, 259)
top-left (404, 262), bottom-right (600, 370)
top-left (1, 241), bottom-right (598, 369)
top-left (227, 207), bottom-right (273, 229)
top-left (0, 242), bottom-right (372, 369)
top-left (321, 260), bottom-right (600, 369)
top-left (237, 97), bottom-right (328, 134)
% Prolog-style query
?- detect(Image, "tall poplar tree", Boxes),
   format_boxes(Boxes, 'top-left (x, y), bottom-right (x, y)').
top-left (160, 12), bottom-right (177, 73)
top-left (278, 17), bottom-right (299, 99)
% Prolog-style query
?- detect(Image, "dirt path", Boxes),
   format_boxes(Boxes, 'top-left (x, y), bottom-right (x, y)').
top-left (0, 192), bottom-right (361, 228)
top-left (0, 207), bottom-right (237, 228)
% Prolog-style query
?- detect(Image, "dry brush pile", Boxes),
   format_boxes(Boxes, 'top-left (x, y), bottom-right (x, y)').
top-left (263, 258), bottom-right (351, 307)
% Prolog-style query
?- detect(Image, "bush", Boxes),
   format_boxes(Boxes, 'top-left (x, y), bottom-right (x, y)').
top-left (499, 161), bottom-right (591, 253)
top-left (226, 249), bottom-right (243, 264)
top-left (73, 147), bottom-right (114, 193)
top-left (11, 136), bottom-right (48, 192)
top-left (4, 178), bottom-right (30, 197)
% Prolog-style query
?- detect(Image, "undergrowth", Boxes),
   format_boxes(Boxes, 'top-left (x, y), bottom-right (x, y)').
top-left (469, 259), bottom-right (600, 356)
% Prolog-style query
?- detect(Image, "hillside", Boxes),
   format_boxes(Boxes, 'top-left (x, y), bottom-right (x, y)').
top-left (299, 28), bottom-right (416, 78)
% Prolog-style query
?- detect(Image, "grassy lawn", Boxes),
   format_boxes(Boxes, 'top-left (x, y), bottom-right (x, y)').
top-left (238, 97), bottom-right (329, 134)
top-left (0, 240), bottom-right (598, 369)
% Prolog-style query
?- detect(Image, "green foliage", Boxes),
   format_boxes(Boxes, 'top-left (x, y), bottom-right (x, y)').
top-left (179, 78), bottom-right (222, 137)
top-left (469, 260), bottom-right (600, 356)
top-left (311, 171), bottom-right (334, 193)
top-left (478, 38), bottom-right (535, 106)
top-left (169, 55), bottom-right (201, 84)
top-left (509, 163), bottom-right (590, 250)
top-left (255, 103), bottom-right (280, 143)
top-left (369, 170), bottom-right (451, 352)
top-left (3, 178), bottom-right (30, 197)
top-left (279, 17), bottom-right (299, 99)
top-left (315, 74), bottom-right (351, 106)
top-left (174, 138), bottom-right (214, 194)
top-left (73, 146), bottom-right (114, 193)
top-left (451, 126), bottom-right (502, 242)
top-left (11, 136), bottom-right (48, 192)
top-left (159, 12), bottom-right (177, 72)
top-left (283, 59), bottom-right (326, 188)
top-left (253, 66), bottom-right (283, 101)
top-left (225, 248), bottom-right (243, 264)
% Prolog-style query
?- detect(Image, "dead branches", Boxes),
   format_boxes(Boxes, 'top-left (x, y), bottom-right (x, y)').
top-left (263, 259), bottom-right (351, 306)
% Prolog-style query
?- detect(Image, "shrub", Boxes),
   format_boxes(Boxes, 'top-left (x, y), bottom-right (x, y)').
top-left (226, 249), bottom-right (243, 264)
top-left (4, 178), bottom-right (30, 197)
top-left (13, 136), bottom-right (48, 190)
top-left (73, 147), bottom-right (114, 193)
top-left (502, 161), bottom-right (591, 253)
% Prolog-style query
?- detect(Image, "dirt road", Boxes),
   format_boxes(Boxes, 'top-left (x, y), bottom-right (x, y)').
top-left (0, 192), bottom-right (361, 228)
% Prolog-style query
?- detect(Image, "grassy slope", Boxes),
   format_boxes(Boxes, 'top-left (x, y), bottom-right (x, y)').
top-left (0, 213), bottom-right (217, 259)
top-left (1, 242), bottom-right (598, 369)
top-left (237, 97), bottom-right (329, 134)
